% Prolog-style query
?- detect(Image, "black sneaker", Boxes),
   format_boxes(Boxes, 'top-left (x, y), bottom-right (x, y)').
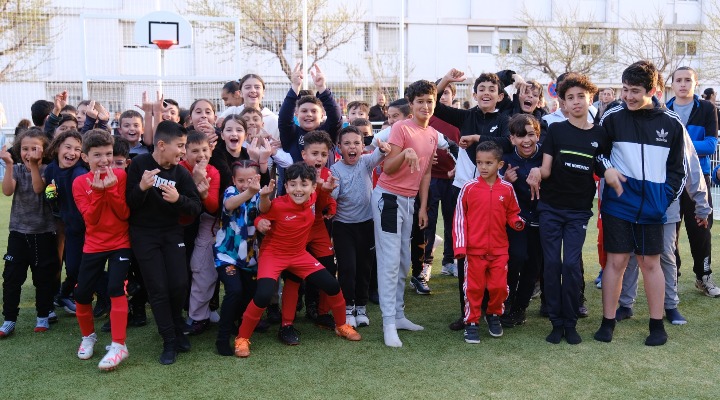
top-left (305, 302), bottom-right (319, 322)
top-left (449, 317), bottom-right (465, 331)
top-left (278, 325), bottom-right (301, 345)
top-left (615, 306), bottom-right (634, 322)
top-left (93, 298), bottom-right (110, 318)
top-left (578, 303), bottom-right (589, 318)
top-left (129, 310), bottom-right (147, 327)
top-left (266, 304), bottom-right (281, 324)
top-left (175, 333), bottom-right (191, 352)
top-left (501, 309), bottom-right (526, 328)
top-left (409, 275), bottom-right (432, 295)
top-left (314, 314), bottom-right (335, 330)
top-left (487, 314), bottom-right (503, 337)
top-left (183, 319), bottom-right (210, 336)
top-left (159, 341), bottom-right (177, 365)
top-left (464, 323), bottom-right (480, 343)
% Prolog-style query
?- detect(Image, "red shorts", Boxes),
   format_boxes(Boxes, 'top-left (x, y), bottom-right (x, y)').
top-left (257, 250), bottom-right (325, 280)
top-left (306, 222), bottom-right (334, 258)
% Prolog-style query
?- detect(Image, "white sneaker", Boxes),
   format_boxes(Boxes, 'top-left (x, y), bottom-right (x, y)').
top-left (209, 310), bottom-right (221, 323)
top-left (696, 274), bottom-right (720, 298)
top-left (441, 262), bottom-right (455, 276)
top-left (345, 305), bottom-right (357, 328)
top-left (355, 306), bottom-right (370, 327)
top-left (77, 333), bottom-right (98, 360)
top-left (98, 342), bottom-right (129, 370)
top-left (421, 263), bottom-right (432, 281)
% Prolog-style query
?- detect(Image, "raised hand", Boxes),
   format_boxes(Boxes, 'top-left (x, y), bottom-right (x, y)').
top-left (192, 160), bottom-right (208, 185)
top-left (139, 168), bottom-right (160, 191)
top-left (291, 62), bottom-right (304, 94)
top-left (248, 174), bottom-right (262, 194)
top-left (376, 137), bottom-right (391, 154)
top-left (196, 176), bottom-right (210, 198)
top-left (54, 91), bottom-right (68, 114)
top-left (96, 102), bottom-right (110, 122)
top-left (87, 170), bottom-right (105, 190)
top-left (159, 183), bottom-right (179, 203)
top-left (27, 145), bottom-right (43, 167)
top-left (458, 135), bottom-right (479, 149)
top-left (504, 164), bottom-right (519, 183)
top-left (85, 100), bottom-right (98, 120)
top-left (310, 64), bottom-right (326, 93)
top-left (0, 145), bottom-right (13, 165)
top-left (320, 174), bottom-right (338, 192)
top-left (135, 91), bottom-right (153, 114)
top-left (444, 68), bottom-right (466, 83)
top-left (102, 167), bottom-right (118, 188)
top-left (259, 179), bottom-right (276, 196)
top-left (152, 91), bottom-right (165, 116)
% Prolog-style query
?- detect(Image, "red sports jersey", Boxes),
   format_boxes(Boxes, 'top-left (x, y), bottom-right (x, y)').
top-left (453, 177), bottom-right (524, 257)
top-left (179, 160), bottom-right (221, 215)
top-left (72, 169), bottom-right (131, 253)
top-left (315, 167), bottom-right (336, 220)
top-left (257, 192), bottom-right (318, 255)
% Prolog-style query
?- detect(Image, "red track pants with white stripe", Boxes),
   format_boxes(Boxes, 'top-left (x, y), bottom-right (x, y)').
top-left (463, 254), bottom-right (509, 324)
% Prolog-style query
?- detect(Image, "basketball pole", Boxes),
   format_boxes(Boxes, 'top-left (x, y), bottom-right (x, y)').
top-left (302, 0), bottom-right (308, 91)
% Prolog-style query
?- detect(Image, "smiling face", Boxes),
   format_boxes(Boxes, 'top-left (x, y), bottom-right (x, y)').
top-left (184, 140), bottom-right (211, 169)
top-left (76, 104), bottom-right (89, 127)
top-left (120, 116), bottom-right (143, 145)
top-left (302, 142), bottom-right (330, 170)
top-left (563, 86), bottom-right (592, 119)
top-left (20, 137), bottom-right (44, 168)
top-left (296, 103), bottom-right (323, 131)
top-left (241, 77), bottom-right (265, 110)
top-left (162, 104), bottom-right (181, 123)
top-left (57, 137), bottom-right (82, 168)
top-left (621, 83), bottom-right (654, 111)
top-left (82, 144), bottom-right (113, 174)
top-left (221, 119), bottom-right (246, 156)
top-left (339, 132), bottom-right (363, 165)
top-left (233, 167), bottom-right (257, 192)
top-left (284, 176), bottom-right (316, 205)
top-left (386, 106), bottom-right (406, 126)
top-left (242, 112), bottom-right (264, 132)
top-left (158, 136), bottom-right (186, 167)
top-left (473, 81), bottom-right (503, 113)
top-left (510, 125), bottom-right (539, 159)
top-left (191, 100), bottom-right (216, 127)
top-left (410, 94), bottom-right (435, 124)
top-left (221, 88), bottom-right (242, 107)
top-left (671, 70), bottom-right (697, 100)
top-left (519, 86), bottom-right (540, 113)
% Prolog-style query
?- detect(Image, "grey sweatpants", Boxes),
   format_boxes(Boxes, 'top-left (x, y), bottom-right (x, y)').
top-left (188, 213), bottom-right (219, 321)
top-left (619, 222), bottom-right (680, 310)
top-left (372, 186), bottom-right (414, 326)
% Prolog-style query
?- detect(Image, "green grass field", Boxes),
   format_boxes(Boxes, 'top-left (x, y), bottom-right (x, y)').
top-left (0, 195), bottom-right (719, 399)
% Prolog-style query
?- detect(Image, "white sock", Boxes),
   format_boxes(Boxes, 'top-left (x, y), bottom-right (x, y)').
top-left (395, 317), bottom-right (424, 331)
top-left (383, 324), bottom-right (402, 347)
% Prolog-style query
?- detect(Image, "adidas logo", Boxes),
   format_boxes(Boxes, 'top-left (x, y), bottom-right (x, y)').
top-left (656, 128), bottom-right (668, 142)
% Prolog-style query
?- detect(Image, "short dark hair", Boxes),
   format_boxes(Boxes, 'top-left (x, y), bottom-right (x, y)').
top-left (337, 125), bottom-right (361, 143)
top-left (508, 114), bottom-right (540, 137)
top-left (475, 140), bottom-right (503, 161)
top-left (113, 136), bottom-right (131, 158)
top-left (239, 107), bottom-right (263, 119)
top-left (57, 114), bottom-right (79, 129)
top-left (48, 130), bottom-right (82, 160)
top-left (303, 130), bottom-right (333, 151)
top-left (223, 80), bottom-right (240, 93)
top-left (285, 162), bottom-right (317, 183)
top-left (186, 131), bottom-right (209, 146)
top-left (557, 72), bottom-right (598, 100)
top-left (436, 79), bottom-right (457, 97)
top-left (473, 73), bottom-right (504, 94)
top-left (13, 127), bottom-right (50, 163)
top-left (350, 118), bottom-right (372, 128)
top-left (388, 98), bottom-right (410, 117)
top-left (622, 60), bottom-right (658, 92)
top-left (219, 114), bottom-right (247, 133)
top-left (297, 95), bottom-right (323, 109)
top-left (232, 159), bottom-right (260, 175)
top-left (120, 109), bottom-right (143, 124)
top-left (164, 99), bottom-right (179, 110)
top-left (405, 80), bottom-right (437, 103)
top-left (61, 105), bottom-right (77, 115)
top-left (671, 66), bottom-right (698, 82)
top-left (31, 100), bottom-right (53, 127)
top-left (81, 129), bottom-right (114, 154)
top-left (347, 101), bottom-right (370, 113)
top-left (298, 89), bottom-right (314, 97)
top-left (154, 120), bottom-right (187, 145)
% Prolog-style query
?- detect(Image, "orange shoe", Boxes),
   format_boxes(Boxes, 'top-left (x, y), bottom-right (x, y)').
top-left (335, 324), bottom-right (362, 341)
top-left (234, 337), bottom-right (251, 358)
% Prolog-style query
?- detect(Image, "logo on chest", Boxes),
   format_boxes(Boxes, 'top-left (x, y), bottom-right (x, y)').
top-left (498, 195), bottom-right (504, 202)
top-left (153, 176), bottom-right (177, 188)
top-left (656, 128), bottom-right (668, 143)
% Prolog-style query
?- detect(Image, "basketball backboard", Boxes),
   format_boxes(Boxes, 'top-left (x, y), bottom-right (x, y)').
top-left (134, 11), bottom-right (193, 50)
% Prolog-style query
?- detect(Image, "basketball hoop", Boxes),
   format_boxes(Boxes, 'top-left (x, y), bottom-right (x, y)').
top-left (152, 39), bottom-right (176, 50)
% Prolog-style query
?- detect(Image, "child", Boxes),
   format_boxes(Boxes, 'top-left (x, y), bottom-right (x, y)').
top-left (499, 114), bottom-right (542, 327)
top-left (346, 101), bottom-right (370, 123)
top-left (214, 160), bottom-right (265, 355)
top-left (350, 118), bottom-right (374, 148)
top-left (44, 130), bottom-right (88, 314)
top-left (117, 110), bottom-right (148, 157)
top-left (126, 120), bottom-right (202, 364)
top-left (233, 162), bottom-right (360, 358)
top-left (278, 63), bottom-right (342, 162)
top-left (240, 107), bottom-right (294, 171)
top-left (0, 128), bottom-right (60, 337)
top-left (221, 74), bottom-right (280, 140)
top-left (331, 126), bottom-right (389, 327)
top-left (220, 80), bottom-right (243, 118)
top-left (594, 61), bottom-right (687, 346)
top-left (72, 129), bottom-right (132, 370)
top-left (527, 73), bottom-right (606, 345)
top-left (181, 132), bottom-right (221, 334)
top-left (454, 141), bottom-right (524, 343)
top-left (666, 66), bottom-right (719, 298)
top-left (373, 80), bottom-right (438, 347)
top-left (78, 100), bottom-right (110, 133)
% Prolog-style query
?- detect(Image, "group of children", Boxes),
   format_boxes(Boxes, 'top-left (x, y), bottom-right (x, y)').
top-left (1, 59), bottom-right (717, 371)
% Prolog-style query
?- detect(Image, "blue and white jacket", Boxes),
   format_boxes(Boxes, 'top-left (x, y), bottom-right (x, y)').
top-left (597, 101), bottom-right (687, 224)
top-left (666, 95), bottom-right (718, 174)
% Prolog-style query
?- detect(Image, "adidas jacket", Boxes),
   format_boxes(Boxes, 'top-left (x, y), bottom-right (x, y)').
top-left (597, 102), bottom-right (687, 224)
top-left (666, 95), bottom-right (718, 175)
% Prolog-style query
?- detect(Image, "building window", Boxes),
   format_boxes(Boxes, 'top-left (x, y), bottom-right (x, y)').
top-left (499, 38), bottom-right (522, 54)
top-left (676, 40), bottom-right (697, 56)
top-left (364, 22), bottom-right (371, 52)
top-left (581, 43), bottom-right (601, 55)
top-left (468, 29), bottom-right (493, 54)
top-left (121, 20), bottom-right (138, 48)
top-left (377, 24), bottom-right (399, 53)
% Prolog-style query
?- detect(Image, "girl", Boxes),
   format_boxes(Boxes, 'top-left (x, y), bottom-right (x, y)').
top-left (44, 130), bottom-right (88, 315)
top-left (0, 128), bottom-right (60, 337)
top-left (218, 81), bottom-right (243, 124)
top-left (330, 126), bottom-right (389, 327)
top-left (219, 74), bottom-right (280, 140)
top-left (214, 161), bottom-right (267, 356)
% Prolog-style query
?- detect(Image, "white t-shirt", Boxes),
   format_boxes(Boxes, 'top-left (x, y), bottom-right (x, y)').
top-left (219, 105), bottom-right (280, 141)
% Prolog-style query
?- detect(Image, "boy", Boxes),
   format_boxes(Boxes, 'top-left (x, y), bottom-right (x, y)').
top-left (666, 66), bottom-right (719, 298)
top-left (180, 132), bottom-right (221, 335)
top-left (594, 61), bottom-right (687, 346)
top-left (72, 130), bottom-right (132, 370)
top-left (373, 80), bottom-right (438, 347)
top-left (234, 162), bottom-right (361, 357)
top-left (350, 118), bottom-right (374, 147)
top-left (527, 73), bottom-right (606, 344)
top-left (118, 110), bottom-right (149, 157)
top-left (454, 141), bottom-right (524, 343)
top-left (499, 114), bottom-right (542, 327)
top-left (279, 63), bottom-right (342, 162)
top-left (346, 101), bottom-right (370, 123)
top-left (125, 120), bottom-right (202, 364)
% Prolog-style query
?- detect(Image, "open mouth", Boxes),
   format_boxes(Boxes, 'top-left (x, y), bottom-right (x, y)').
top-left (314, 163), bottom-right (322, 169)
top-left (347, 151), bottom-right (357, 161)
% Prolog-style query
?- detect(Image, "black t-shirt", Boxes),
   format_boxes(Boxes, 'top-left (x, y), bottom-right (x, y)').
top-left (540, 120), bottom-right (607, 210)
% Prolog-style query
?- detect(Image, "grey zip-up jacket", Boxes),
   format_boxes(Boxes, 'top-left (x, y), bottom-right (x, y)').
top-left (665, 130), bottom-right (711, 224)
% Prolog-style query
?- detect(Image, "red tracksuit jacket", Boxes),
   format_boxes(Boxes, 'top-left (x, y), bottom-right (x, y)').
top-left (453, 176), bottom-right (524, 257)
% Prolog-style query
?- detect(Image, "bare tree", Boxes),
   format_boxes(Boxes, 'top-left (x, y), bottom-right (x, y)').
top-left (697, 1), bottom-right (720, 82)
top-left (0, 0), bottom-right (56, 82)
top-left (345, 56), bottom-right (415, 101)
top-left (515, 7), bottom-right (618, 81)
top-left (187, 0), bottom-right (362, 81)
top-left (618, 10), bottom-right (700, 85)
